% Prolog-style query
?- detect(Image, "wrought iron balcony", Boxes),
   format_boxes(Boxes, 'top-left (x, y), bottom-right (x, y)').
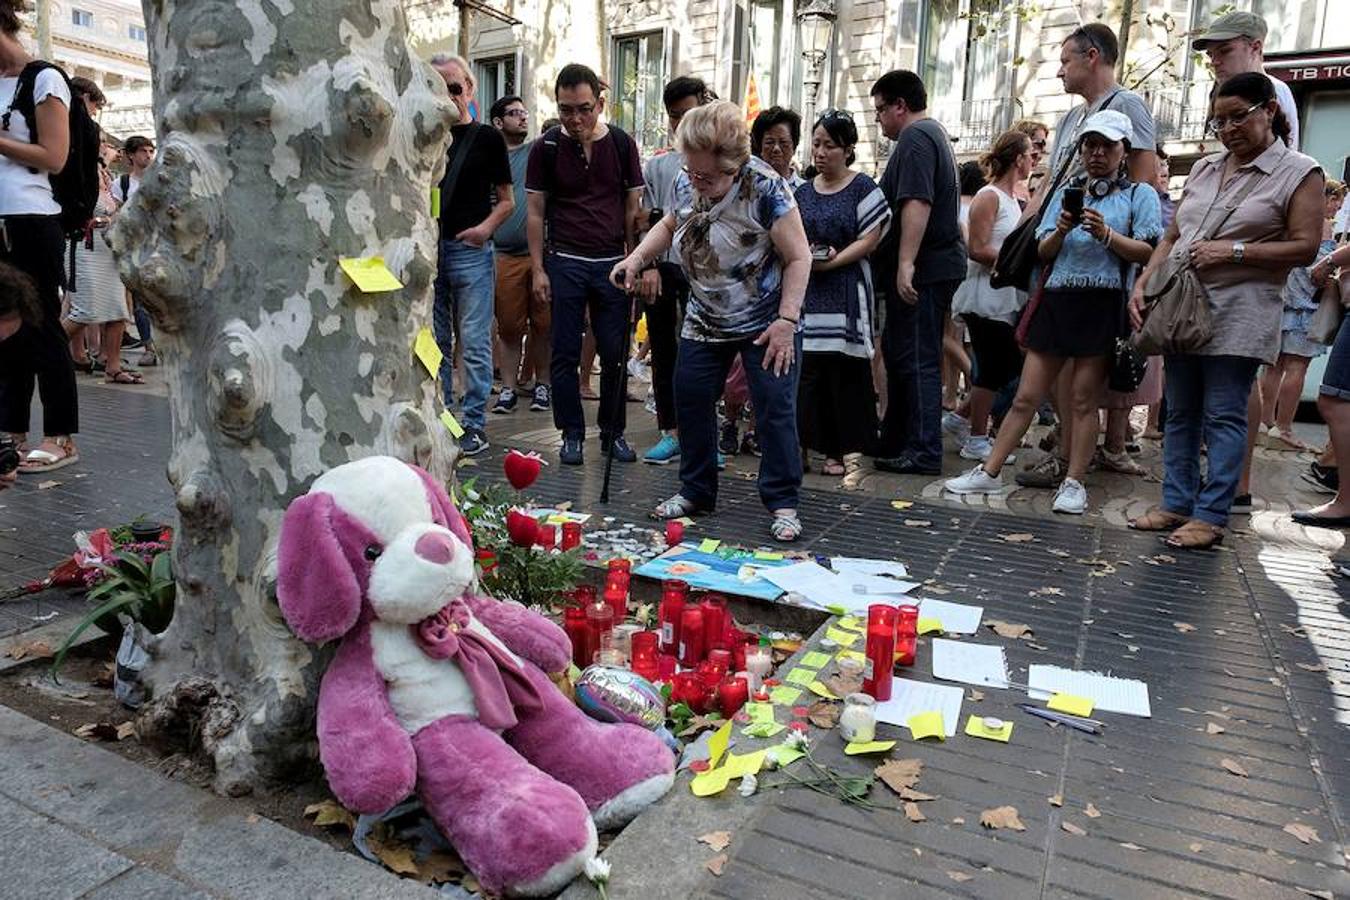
top-left (1146, 79), bottom-right (1215, 144)
top-left (929, 96), bottom-right (1022, 154)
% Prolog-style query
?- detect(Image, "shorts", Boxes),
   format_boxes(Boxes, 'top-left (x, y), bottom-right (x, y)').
top-left (494, 253), bottom-right (549, 343)
top-left (1320, 314), bottom-right (1350, 400)
top-left (1022, 287), bottom-right (1120, 358)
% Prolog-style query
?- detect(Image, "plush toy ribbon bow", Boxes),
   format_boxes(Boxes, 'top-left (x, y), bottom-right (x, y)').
top-left (413, 600), bottom-right (544, 731)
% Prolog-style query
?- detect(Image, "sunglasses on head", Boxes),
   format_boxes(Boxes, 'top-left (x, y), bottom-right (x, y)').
top-left (819, 108), bottom-right (854, 122)
top-left (446, 82), bottom-right (464, 96)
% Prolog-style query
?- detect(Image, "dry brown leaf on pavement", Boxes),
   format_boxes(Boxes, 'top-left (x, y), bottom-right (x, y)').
top-left (946, 870), bottom-right (973, 883)
top-left (37, 480), bottom-right (61, 490)
top-left (698, 831), bottom-right (733, 852)
top-left (5, 639), bottom-right (54, 660)
top-left (705, 853), bottom-right (728, 876)
top-left (807, 699), bottom-right (840, 729)
top-left (904, 519), bottom-right (933, 528)
top-left (115, 722), bottom-right (136, 741)
top-left (1206, 722), bottom-right (1226, 735)
top-left (968, 689), bottom-right (985, 702)
top-left (1220, 758), bottom-right (1249, 778)
top-left (366, 826), bottom-right (419, 876)
top-left (1048, 794), bottom-right (1063, 807)
top-left (1174, 622), bottom-right (1196, 633)
top-left (986, 620), bottom-right (1033, 640)
top-left (1084, 803), bottom-right (1101, 818)
top-left (1119, 842), bottom-right (1146, 851)
top-left (415, 850), bottom-right (463, 884)
top-left (904, 802), bottom-right (927, 823)
top-left (979, 806), bottom-right (1026, 831)
top-left (876, 758), bottom-right (924, 794)
top-left (900, 788), bottom-right (936, 801)
top-left (1283, 822), bottom-right (1321, 845)
top-left (1061, 821), bottom-right (1086, 836)
top-left (1189, 842), bottom-right (1204, 852)
top-left (303, 799), bottom-right (356, 831)
top-left (1000, 533), bottom-right (1035, 543)
top-left (1296, 662), bottom-right (1326, 673)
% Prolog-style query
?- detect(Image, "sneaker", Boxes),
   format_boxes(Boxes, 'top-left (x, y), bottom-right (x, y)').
top-left (874, 455), bottom-right (941, 476)
top-left (601, 434), bottom-right (637, 463)
top-left (959, 436), bottom-right (994, 462)
top-left (942, 411), bottom-right (971, 444)
top-left (1302, 462), bottom-right (1339, 494)
top-left (460, 427), bottom-right (490, 457)
top-left (644, 433), bottom-right (680, 465)
top-left (530, 383), bottom-right (552, 412)
top-left (1230, 493), bottom-right (1254, 514)
top-left (719, 421), bottom-right (740, 456)
top-left (560, 435), bottom-right (583, 466)
top-left (1015, 455), bottom-right (1066, 488)
top-left (740, 430), bottom-right (761, 457)
top-left (492, 388), bottom-right (518, 414)
top-left (627, 358), bottom-right (650, 381)
top-left (1036, 402), bottom-right (1056, 426)
top-left (944, 464), bottom-right (1003, 495)
top-left (1052, 477), bottom-right (1088, 515)
top-left (643, 388), bottom-right (658, 415)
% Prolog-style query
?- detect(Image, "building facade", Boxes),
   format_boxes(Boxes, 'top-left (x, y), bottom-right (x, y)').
top-left (408, 0), bottom-right (1350, 181)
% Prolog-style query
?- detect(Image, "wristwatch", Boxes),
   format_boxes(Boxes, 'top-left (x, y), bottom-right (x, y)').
top-left (1231, 241), bottom-right (1246, 264)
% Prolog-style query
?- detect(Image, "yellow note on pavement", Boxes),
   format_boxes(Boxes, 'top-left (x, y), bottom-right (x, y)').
top-left (1048, 694), bottom-right (1095, 717)
top-left (742, 722), bottom-right (786, 738)
top-left (690, 766), bottom-right (733, 796)
top-left (835, 616), bottom-right (866, 632)
top-left (723, 749), bottom-right (767, 778)
top-left (808, 681), bottom-right (837, 699)
top-left (706, 718), bottom-right (733, 769)
top-left (836, 649), bottom-right (866, 664)
top-left (339, 256), bottom-right (403, 292)
top-left (743, 702), bottom-right (776, 725)
top-left (917, 617), bottom-right (943, 635)
top-left (907, 711), bottom-right (946, 741)
top-left (825, 627), bottom-right (861, 647)
top-left (754, 550), bottom-right (784, 560)
top-left (768, 745), bottom-right (806, 767)
top-left (768, 685), bottom-right (802, 706)
top-left (413, 327), bottom-right (442, 378)
top-left (698, 539), bottom-right (721, 553)
top-left (964, 715), bottom-right (1013, 743)
top-left (800, 651), bottom-right (831, 669)
top-left (784, 668), bottom-right (816, 687)
top-left (439, 410), bottom-right (465, 439)
top-left (844, 740), bottom-right (897, 755)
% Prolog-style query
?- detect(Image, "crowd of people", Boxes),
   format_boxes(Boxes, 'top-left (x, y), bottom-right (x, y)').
top-left (3, 3), bottom-right (1347, 551)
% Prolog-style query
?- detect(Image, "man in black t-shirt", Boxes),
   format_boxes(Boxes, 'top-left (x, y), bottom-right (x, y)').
top-left (430, 54), bottom-right (515, 456)
top-left (870, 70), bottom-right (968, 473)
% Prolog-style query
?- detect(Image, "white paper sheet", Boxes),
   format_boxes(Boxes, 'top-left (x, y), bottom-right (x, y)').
top-left (831, 557), bottom-right (910, 579)
top-left (916, 598), bottom-right (984, 634)
top-left (761, 562), bottom-right (917, 613)
top-left (839, 572), bottom-right (921, 598)
top-left (1027, 665), bottom-right (1152, 717)
top-left (930, 639), bottom-right (1010, 688)
top-left (874, 679), bottom-right (965, 736)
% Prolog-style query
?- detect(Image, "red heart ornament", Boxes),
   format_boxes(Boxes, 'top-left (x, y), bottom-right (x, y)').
top-left (505, 508), bottom-right (540, 547)
top-left (503, 450), bottom-right (542, 490)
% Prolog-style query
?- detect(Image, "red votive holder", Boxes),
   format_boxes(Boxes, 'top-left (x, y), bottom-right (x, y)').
top-left (631, 631), bottom-right (660, 681)
top-left (586, 596), bottom-right (614, 664)
top-left (701, 594), bottom-right (728, 651)
top-left (671, 672), bottom-right (706, 713)
top-left (657, 653), bottom-right (678, 683)
top-left (560, 521), bottom-right (582, 550)
top-left (678, 605), bottom-right (705, 668)
top-left (718, 675), bottom-right (749, 718)
top-left (608, 558), bottom-right (632, 575)
top-left (895, 604), bottom-right (920, 666)
top-left (564, 606), bottom-right (590, 668)
top-left (863, 604), bottom-right (898, 701)
top-left (697, 660), bottom-right (724, 692)
top-left (707, 648), bottom-right (732, 675)
top-left (665, 519), bottom-right (685, 547)
top-left (659, 581), bottom-right (688, 655)
top-left (537, 524), bottom-right (557, 549)
top-left (604, 582), bottom-right (627, 623)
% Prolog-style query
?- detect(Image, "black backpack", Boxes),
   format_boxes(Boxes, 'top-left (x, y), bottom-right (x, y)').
top-left (2, 61), bottom-right (101, 236)
top-left (538, 124), bottom-right (637, 243)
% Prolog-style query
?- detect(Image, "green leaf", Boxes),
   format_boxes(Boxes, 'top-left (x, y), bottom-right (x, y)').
top-left (112, 550), bottom-right (151, 581)
top-left (150, 550), bottom-right (172, 584)
top-left (51, 592), bottom-right (141, 680)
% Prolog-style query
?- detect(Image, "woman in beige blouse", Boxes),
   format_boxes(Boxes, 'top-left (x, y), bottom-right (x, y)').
top-left (1127, 72), bottom-right (1324, 549)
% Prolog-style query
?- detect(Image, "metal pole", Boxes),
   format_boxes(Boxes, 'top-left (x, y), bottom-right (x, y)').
top-left (599, 295), bottom-right (640, 504)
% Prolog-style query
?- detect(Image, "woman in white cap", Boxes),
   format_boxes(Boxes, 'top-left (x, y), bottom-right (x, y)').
top-left (944, 109), bottom-right (1161, 514)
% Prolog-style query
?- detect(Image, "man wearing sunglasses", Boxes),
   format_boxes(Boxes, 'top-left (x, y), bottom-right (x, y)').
top-left (429, 54), bottom-right (515, 457)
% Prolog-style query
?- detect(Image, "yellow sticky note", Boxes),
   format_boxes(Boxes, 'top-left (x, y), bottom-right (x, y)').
top-left (808, 680), bottom-right (837, 699)
top-left (891, 500), bottom-right (914, 510)
top-left (690, 766), bottom-right (733, 796)
top-left (964, 715), bottom-right (1014, 743)
top-left (784, 668), bottom-right (816, 687)
top-left (907, 711), bottom-right (946, 741)
top-left (768, 745), bottom-right (806, 767)
top-left (836, 649), bottom-right (866, 664)
top-left (439, 410), bottom-right (465, 439)
top-left (430, 187), bottom-right (441, 218)
top-left (754, 550), bottom-right (784, 561)
top-left (1048, 694), bottom-right (1095, 717)
top-left (706, 719), bottom-right (733, 769)
top-left (917, 617), bottom-right (943, 635)
top-left (835, 617), bottom-right (866, 633)
top-left (722, 749), bottom-right (767, 778)
top-left (768, 685), bottom-right (802, 706)
top-left (743, 702), bottom-right (776, 725)
top-left (413, 327), bottom-right (443, 378)
top-left (825, 627), bottom-right (861, 648)
top-left (800, 651), bottom-right (831, 669)
top-left (825, 604), bottom-right (848, 616)
top-left (698, 539), bottom-right (721, 553)
top-left (338, 256), bottom-right (403, 292)
top-left (844, 740), bottom-right (897, 755)
top-left (742, 721), bottom-right (785, 738)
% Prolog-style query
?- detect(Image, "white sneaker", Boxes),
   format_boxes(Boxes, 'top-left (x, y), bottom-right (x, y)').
top-left (960, 436), bottom-right (994, 461)
top-left (944, 464), bottom-right (1002, 495)
top-left (1052, 477), bottom-right (1088, 515)
top-left (942, 411), bottom-right (971, 444)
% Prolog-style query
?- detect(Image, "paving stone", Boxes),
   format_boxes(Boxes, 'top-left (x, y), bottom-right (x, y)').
top-left (0, 795), bottom-right (133, 900)
top-left (78, 866), bottom-right (213, 900)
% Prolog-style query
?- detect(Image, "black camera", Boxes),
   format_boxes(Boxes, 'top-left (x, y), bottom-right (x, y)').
top-left (0, 438), bottom-right (18, 476)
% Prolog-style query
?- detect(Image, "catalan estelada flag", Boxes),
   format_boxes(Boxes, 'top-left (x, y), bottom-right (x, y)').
top-left (744, 69), bottom-right (762, 128)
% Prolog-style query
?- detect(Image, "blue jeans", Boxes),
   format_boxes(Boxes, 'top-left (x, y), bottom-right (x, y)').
top-left (879, 279), bottom-right (960, 467)
top-left (433, 239), bottom-right (496, 430)
top-left (675, 333), bottom-right (803, 512)
top-left (546, 253), bottom-right (631, 440)
top-left (1161, 354), bottom-right (1261, 526)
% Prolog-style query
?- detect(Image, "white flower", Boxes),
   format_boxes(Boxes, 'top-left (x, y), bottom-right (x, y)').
top-left (785, 730), bottom-right (811, 752)
top-left (584, 856), bottom-right (612, 885)
top-left (738, 773), bottom-right (758, 797)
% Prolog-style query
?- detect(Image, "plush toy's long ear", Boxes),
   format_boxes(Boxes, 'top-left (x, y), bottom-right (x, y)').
top-left (407, 464), bottom-right (472, 547)
top-left (277, 492), bottom-right (362, 642)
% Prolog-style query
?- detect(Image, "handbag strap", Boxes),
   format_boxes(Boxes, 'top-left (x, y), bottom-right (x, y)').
top-left (1193, 161), bottom-right (1266, 244)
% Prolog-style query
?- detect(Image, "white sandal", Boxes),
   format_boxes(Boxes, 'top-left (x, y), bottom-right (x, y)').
top-left (770, 511), bottom-right (802, 542)
top-left (19, 437), bottom-right (79, 473)
top-left (651, 493), bottom-right (706, 520)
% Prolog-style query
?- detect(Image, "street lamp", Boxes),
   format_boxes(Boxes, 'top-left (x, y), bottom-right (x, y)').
top-left (796, 0), bottom-right (837, 133)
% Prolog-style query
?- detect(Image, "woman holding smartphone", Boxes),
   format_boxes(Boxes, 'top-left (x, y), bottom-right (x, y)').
top-left (945, 110), bottom-right (1161, 514)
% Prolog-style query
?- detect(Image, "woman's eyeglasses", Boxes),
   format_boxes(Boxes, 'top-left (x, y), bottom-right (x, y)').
top-left (682, 165), bottom-right (736, 186)
top-left (1206, 102), bottom-right (1263, 135)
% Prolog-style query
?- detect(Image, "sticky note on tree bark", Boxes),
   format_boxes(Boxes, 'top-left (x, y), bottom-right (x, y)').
top-left (430, 187), bottom-right (441, 218)
top-left (439, 410), bottom-right (465, 439)
top-left (1048, 694), bottom-right (1095, 717)
top-left (964, 715), bottom-right (1013, 742)
top-left (413, 327), bottom-right (443, 378)
top-left (907, 711), bottom-right (946, 741)
top-left (339, 256), bottom-right (403, 292)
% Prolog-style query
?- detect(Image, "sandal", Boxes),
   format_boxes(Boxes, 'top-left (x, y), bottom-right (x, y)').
top-left (1099, 449), bottom-right (1147, 476)
top-left (770, 511), bottom-right (802, 542)
top-left (1129, 508), bottom-right (1187, 531)
top-left (19, 437), bottom-right (79, 473)
top-left (651, 493), bottom-right (707, 521)
top-left (1266, 428), bottom-right (1309, 452)
top-left (821, 458), bottom-right (845, 476)
top-left (105, 369), bottom-right (145, 385)
top-left (138, 349), bottom-right (159, 367)
top-left (841, 453), bottom-right (866, 491)
top-left (1163, 520), bottom-right (1224, 550)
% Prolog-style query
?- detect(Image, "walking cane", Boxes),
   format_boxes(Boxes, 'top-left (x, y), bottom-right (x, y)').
top-left (600, 293), bottom-right (641, 504)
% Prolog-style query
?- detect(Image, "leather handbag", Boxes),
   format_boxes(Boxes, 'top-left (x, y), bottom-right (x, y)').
top-left (1309, 273), bottom-right (1346, 345)
top-left (991, 150), bottom-right (1077, 291)
top-left (1132, 168), bottom-right (1264, 356)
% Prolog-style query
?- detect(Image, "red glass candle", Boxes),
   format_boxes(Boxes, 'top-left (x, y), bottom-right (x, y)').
top-left (671, 672), bottom-right (706, 713)
top-left (678, 605), bottom-right (705, 668)
top-left (664, 519), bottom-right (685, 547)
top-left (630, 631), bottom-right (660, 681)
top-left (730, 631), bottom-right (750, 671)
top-left (863, 604), bottom-right (898, 701)
top-left (697, 660), bottom-right (723, 692)
top-left (585, 597), bottom-right (614, 665)
top-left (604, 582), bottom-right (627, 623)
top-left (537, 524), bottom-right (557, 549)
top-left (701, 595), bottom-right (728, 651)
top-left (718, 675), bottom-right (749, 718)
top-left (895, 604), bottom-right (920, 666)
top-left (560, 521), bottom-right (582, 550)
top-left (707, 648), bottom-right (732, 676)
top-left (657, 653), bottom-right (678, 683)
top-left (608, 558), bottom-right (632, 575)
top-left (564, 606), bottom-right (590, 668)
top-left (659, 582), bottom-right (688, 655)
top-left (573, 584), bottom-right (597, 606)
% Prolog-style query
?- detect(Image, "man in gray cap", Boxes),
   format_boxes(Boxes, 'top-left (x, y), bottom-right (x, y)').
top-left (1193, 10), bottom-right (1299, 150)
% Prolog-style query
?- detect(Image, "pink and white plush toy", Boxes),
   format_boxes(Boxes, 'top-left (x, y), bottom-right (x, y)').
top-left (276, 456), bottom-right (674, 896)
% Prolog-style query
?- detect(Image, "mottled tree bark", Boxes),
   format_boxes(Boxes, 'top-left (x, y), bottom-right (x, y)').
top-left (108, 0), bottom-right (456, 795)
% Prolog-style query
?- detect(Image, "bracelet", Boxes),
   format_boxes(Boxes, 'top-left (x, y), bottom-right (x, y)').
top-left (778, 314), bottom-right (799, 325)
top-left (1101, 227), bottom-right (1113, 249)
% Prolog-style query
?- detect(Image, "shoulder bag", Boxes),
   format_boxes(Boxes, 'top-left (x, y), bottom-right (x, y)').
top-left (1109, 187), bottom-right (1149, 392)
top-left (1132, 166), bottom-right (1264, 356)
